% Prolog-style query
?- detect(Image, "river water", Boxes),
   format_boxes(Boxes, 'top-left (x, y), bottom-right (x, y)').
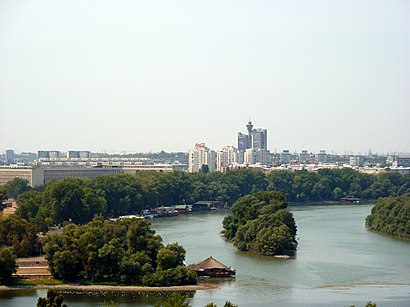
top-left (1, 203), bottom-right (409, 306)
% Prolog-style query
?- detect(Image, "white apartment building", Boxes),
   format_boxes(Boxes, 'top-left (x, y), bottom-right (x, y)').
top-left (217, 146), bottom-right (238, 171)
top-left (244, 148), bottom-right (255, 165)
top-left (188, 143), bottom-right (216, 173)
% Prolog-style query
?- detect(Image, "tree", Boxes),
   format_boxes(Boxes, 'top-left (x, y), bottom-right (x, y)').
top-left (52, 250), bottom-right (78, 282)
top-left (4, 178), bottom-right (31, 199)
top-left (157, 243), bottom-right (186, 270)
top-left (154, 292), bottom-right (191, 307)
top-left (200, 164), bottom-right (209, 174)
top-left (366, 193), bottom-right (410, 239)
top-left (0, 246), bottom-right (18, 280)
top-left (222, 191), bottom-right (297, 256)
top-left (37, 289), bottom-right (67, 307)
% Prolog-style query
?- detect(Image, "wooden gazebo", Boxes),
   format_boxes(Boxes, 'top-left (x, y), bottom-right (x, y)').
top-left (187, 256), bottom-right (236, 277)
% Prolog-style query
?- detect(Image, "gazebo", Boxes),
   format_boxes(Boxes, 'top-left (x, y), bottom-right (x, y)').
top-left (187, 256), bottom-right (236, 277)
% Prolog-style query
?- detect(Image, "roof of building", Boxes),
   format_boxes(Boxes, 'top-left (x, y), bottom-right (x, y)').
top-left (187, 256), bottom-right (234, 271)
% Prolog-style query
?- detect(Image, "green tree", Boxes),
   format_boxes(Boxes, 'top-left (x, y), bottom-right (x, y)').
top-left (37, 289), bottom-right (67, 307)
top-left (0, 246), bottom-right (18, 280)
top-left (157, 243), bottom-right (186, 270)
top-left (223, 191), bottom-right (297, 256)
top-left (4, 178), bottom-right (31, 199)
top-left (366, 193), bottom-right (410, 239)
top-left (200, 164), bottom-right (209, 174)
top-left (53, 250), bottom-right (78, 282)
top-left (154, 292), bottom-right (191, 307)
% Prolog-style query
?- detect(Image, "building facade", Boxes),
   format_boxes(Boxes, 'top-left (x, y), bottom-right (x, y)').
top-left (5, 150), bottom-right (15, 164)
top-left (188, 143), bottom-right (216, 173)
top-left (217, 146), bottom-right (238, 171)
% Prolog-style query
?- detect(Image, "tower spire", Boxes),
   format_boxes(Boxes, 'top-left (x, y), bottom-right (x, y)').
top-left (246, 118), bottom-right (253, 135)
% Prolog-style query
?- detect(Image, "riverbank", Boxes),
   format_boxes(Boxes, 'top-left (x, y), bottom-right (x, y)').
top-left (0, 281), bottom-right (218, 293)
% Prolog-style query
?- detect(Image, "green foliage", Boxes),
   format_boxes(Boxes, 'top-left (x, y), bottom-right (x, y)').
top-left (223, 191), bottom-right (297, 256)
top-left (142, 266), bottom-right (197, 287)
top-left (366, 193), bottom-right (410, 239)
top-left (4, 177), bottom-right (31, 199)
top-left (200, 164), bottom-right (209, 174)
top-left (0, 185), bottom-right (6, 210)
top-left (0, 215), bottom-right (41, 257)
top-left (0, 246), bottom-right (18, 280)
top-left (154, 292), bottom-right (191, 307)
top-left (102, 301), bottom-right (119, 307)
top-left (10, 168), bottom-right (410, 228)
top-left (37, 289), bottom-right (67, 307)
top-left (42, 217), bottom-right (196, 286)
top-left (157, 243), bottom-right (186, 270)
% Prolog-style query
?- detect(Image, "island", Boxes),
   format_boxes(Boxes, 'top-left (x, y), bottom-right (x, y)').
top-left (365, 193), bottom-right (410, 240)
top-left (222, 191), bottom-right (297, 256)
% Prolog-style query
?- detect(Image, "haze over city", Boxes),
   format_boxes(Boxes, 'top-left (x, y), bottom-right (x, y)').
top-left (1, 0), bottom-right (409, 154)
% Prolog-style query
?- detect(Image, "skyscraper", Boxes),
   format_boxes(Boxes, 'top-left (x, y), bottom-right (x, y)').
top-left (5, 150), bottom-right (15, 164)
top-left (237, 120), bottom-right (269, 164)
top-left (252, 128), bottom-right (267, 150)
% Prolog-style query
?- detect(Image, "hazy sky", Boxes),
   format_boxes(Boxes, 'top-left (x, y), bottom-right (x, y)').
top-left (1, 0), bottom-right (409, 155)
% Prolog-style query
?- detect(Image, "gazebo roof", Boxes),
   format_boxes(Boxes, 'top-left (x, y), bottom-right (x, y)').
top-left (187, 256), bottom-right (233, 271)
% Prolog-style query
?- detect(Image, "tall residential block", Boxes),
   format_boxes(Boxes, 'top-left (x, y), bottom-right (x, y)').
top-left (188, 143), bottom-right (216, 173)
top-left (5, 150), bottom-right (15, 164)
top-left (217, 146), bottom-right (238, 171)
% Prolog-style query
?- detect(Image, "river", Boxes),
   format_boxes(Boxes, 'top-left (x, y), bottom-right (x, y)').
top-left (1, 203), bottom-right (409, 306)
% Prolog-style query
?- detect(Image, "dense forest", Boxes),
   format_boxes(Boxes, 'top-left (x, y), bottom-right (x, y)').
top-left (365, 193), bottom-right (410, 240)
top-left (43, 217), bottom-right (196, 285)
top-left (222, 191), bottom-right (297, 256)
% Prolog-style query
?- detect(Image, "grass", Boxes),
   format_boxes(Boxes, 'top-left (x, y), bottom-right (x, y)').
top-left (2, 277), bottom-right (64, 287)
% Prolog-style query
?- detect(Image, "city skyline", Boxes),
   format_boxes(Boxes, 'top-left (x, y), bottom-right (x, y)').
top-left (1, 0), bottom-right (409, 154)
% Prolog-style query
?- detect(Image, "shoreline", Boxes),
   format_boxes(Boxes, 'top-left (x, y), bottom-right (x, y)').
top-left (0, 281), bottom-right (219, 293)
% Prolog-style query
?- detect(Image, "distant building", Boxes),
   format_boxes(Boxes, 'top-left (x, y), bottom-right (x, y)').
top-left (5, 150), bottom-right (15, 164)
top-left (280, 150), bottom-right (291, 164)
top-left (79, 151), bottom-right (91, 159)
top-left (349, 156), bottom-right (360, 167)
top-left (254, 149), bottom-right (268, 165)
top-left (0, 165), bottom-right (122, 187)
top-left (38, 151), bottom-right (50, 159)
top-left (217, 146), bottom-right (238, 171)
top-left (0, 166), bottom-right (44, 187)
top-left (252, 128), bottom-right (268, 150)
top-left (316, 150), bottom-right (327, 163)
top-left (238, 120), bottom-right (268, 151)
top-left (37, 150), bottom-right (61, 160)
top-left (48, 151), bottom-right (61, 159)
top-left (394, 154), bottom-right (410, 167)
top-left (67, 151), bottom-right (80, 159)
top-left (244, 148), bottom-right (255, 165)
top-left (188, 143), bottom-right (216, 173)
top-left (122, 164), bottom-right (186, 173)
top-left (237, 132), bottom-right (250, 151)
top-left (299, 150), bottom-right (310, 164)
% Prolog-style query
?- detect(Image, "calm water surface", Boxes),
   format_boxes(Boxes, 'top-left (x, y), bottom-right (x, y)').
top-left (1, 204), bottom-right (409, 306)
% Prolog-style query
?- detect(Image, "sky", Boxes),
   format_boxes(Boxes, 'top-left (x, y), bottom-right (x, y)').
top-left (1, 0), bottom-right (409, 155)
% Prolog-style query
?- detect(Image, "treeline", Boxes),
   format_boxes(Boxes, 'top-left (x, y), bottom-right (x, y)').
top-left (223, 191), bottom-right (297, 256)
top-left (2, 168), bottom-right (409, 228)
top-left (43, 217), bottom-right (196, 285)
top-left (365, 193), bottom-right (410, 240)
